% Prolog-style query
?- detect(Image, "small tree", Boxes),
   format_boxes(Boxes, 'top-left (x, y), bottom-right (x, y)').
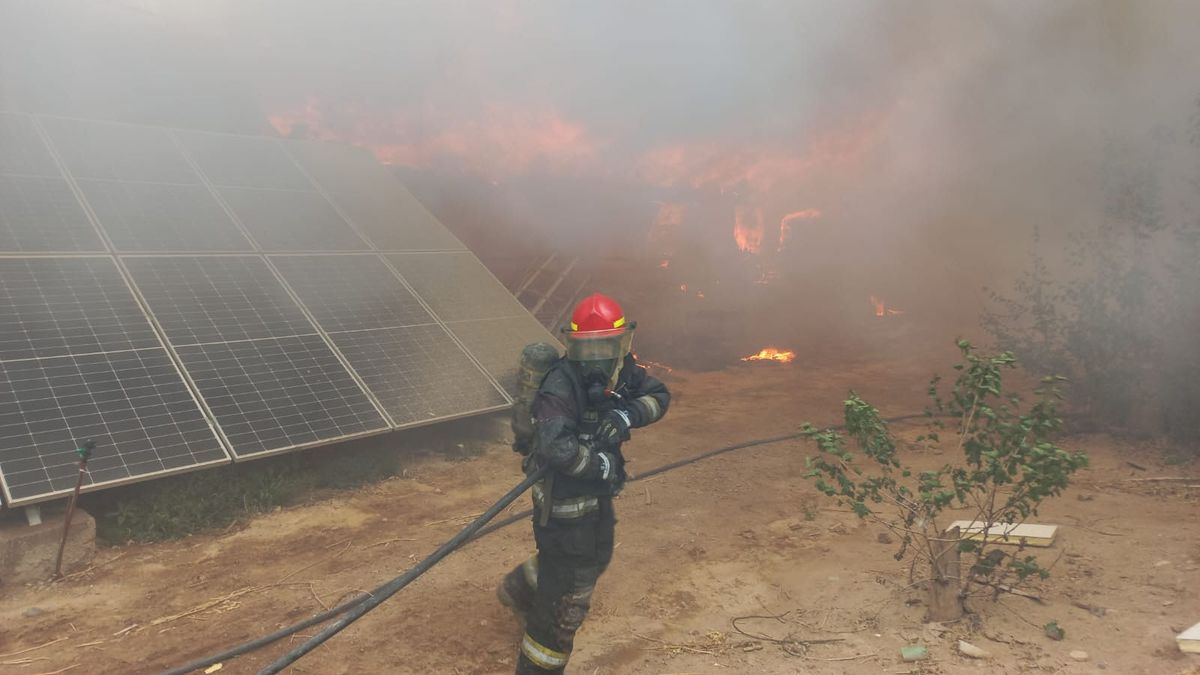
top-left (802, 340), bottom-right (1088, 620)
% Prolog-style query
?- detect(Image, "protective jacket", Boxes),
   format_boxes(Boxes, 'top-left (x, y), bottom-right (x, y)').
top-left (524, 353), bottom-right (670, 515)
top-left (503, 353), bottom-right (670, 673)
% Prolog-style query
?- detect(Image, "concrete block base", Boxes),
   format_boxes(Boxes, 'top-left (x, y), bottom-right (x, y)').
top-left (0, 506), bottom-right (96, 586)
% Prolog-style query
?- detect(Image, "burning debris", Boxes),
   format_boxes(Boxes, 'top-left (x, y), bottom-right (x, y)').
top-left (741, 347), bottom-right (796, 363)
top-left (869, 295), bottom-right (904, 317)
top-left (633, 354), bottom-right (674, 374)
top-left (778, 208), bottom-right (820, 251)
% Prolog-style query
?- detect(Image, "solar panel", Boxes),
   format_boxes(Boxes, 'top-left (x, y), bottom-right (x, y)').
top-left (445, 315), bottom-right (562, 395)
top-left (0, 348), bottom-right (228, 504)
top-left (176, 335), bottom-right (387, 458)
top-left (0, 257), bottom-right (161, 361)
top-left (0, 113), bottom-right (557, 503)
top-left (39, 116), bottom-right (201, 184)
top-left (388, 252), bottom-right (529, 322)
top-left (330, 325), bottom-right (508, 425)
top-left (283, 139), bottom-right (400, 197)
top-left (217, 187), bottom-right (368, 251)
top-left (329, 190), bottom-right (464, 251)
top-left (122, 256), bottom-right (318, 346)
top-left (173, 129), bottom-right (312, 191)
top-left (0, 113), bottom-right (61, 178)
top-left (269, 254), bottom-right (433, 333)
top-left (0, 175), bottom-right (105, 252)
top-left (78, 179), bottom-right (251, 252)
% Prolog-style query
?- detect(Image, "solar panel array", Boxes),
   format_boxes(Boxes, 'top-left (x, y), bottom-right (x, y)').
top-left (0, 112), bottom-right (560, 506)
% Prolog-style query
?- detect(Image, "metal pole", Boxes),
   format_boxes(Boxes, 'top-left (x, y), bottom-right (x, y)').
top-left (54, 439), bottom-right (95, 578)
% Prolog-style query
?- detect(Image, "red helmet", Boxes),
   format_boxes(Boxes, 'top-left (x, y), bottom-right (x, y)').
top-left (569, 293), bottom-right (628, 335)
top-left (564, 293), bottom-right (635, 385)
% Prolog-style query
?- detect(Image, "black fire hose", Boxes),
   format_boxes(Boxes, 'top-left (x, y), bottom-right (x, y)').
top-left (258, 464), bottom-right (550, 674)
top-left (162, 414), bottom-right (929, 674)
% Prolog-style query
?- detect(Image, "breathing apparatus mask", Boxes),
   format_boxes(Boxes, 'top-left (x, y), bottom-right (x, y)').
top-left (564, 322), bottom-right (636, 405)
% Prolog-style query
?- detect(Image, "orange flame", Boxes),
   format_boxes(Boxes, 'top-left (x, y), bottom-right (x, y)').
top-left (734, 206), bottom-right (765, 253)
top-left (870, 295), bottom-right (905, 317)
top-left (741, 347), bottom-right (796, 363)
top-left (659, 259), bottom-right (670, 269)
top-left (778, 208), bottom-right (821, 251)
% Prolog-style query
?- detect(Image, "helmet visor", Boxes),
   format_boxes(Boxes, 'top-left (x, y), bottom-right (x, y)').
top-left (565, 328), bottom-right (634, 383)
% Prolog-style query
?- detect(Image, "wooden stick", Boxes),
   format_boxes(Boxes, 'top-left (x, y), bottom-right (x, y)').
top-left (423, 512), bottom-right (484, 527)
top-left (0, 637), bottom-right (68, 659)
top-left (364, 537), bottom-right (416, 549)
top-left (64, 552), bottom-right (127, 579)
top-left (1125, 477), bottom-right (1200, 482)
top-left (277, 542), bottom-right (352, 583)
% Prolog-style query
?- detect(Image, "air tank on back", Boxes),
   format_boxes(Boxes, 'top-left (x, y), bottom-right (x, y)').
top-left (511, 342), bottom-right (561, 455)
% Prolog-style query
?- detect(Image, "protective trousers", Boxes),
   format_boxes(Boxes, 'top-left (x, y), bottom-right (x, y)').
top-left (504, 498), bottom-right (615, 674)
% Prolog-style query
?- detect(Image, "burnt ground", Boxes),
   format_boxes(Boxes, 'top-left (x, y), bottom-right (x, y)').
top-left (2, 340), bottom-right (1199, 675)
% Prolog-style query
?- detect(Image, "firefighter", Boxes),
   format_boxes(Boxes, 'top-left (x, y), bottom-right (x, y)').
top-left (498, 293), bottom-right (671, 674)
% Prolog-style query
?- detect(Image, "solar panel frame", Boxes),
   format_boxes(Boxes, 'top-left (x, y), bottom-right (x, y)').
top-left (268, 254), bottom-right (434, 333)
top-left (329, 325), bottom-right (509, 426)
top-left (0, 112), bottom-right (63, 178)
top-left (39, 116), bottom-right (204, 185)
top-left (445, 315), bottom-right (563, 396)
top-left (387, 251), bottom-right (530, 322)
top-left (77, 179), bottom-right (253, 252)
top-left (327, 190), bottom-right (465, 251)
top-left (0, 347), bottom-right (230, 505)
top-left (121, 255), bottom-right (320, 346)
top-left (0, 175), bottom-right (106, 252)
top-left (172, 129), bottom-right (314, 191)
top-left (175, 334), bottom-right (389, 459)
top-left (0, 257), bottom-right (163, 361)
top-left (217, 187), bottom-right (369, 252)
top-left (282, 139), bottom-right (401, 197)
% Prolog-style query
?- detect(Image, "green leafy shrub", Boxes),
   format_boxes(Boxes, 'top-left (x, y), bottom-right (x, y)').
top-left (802, 340), bottom-right (1088, 616)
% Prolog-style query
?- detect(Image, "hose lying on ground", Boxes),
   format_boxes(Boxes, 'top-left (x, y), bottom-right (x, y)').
top-left (161, 413), bottom-right (929, 674)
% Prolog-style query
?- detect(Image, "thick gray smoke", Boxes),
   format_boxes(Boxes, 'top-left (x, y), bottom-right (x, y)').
top-left (3, 1), bottom-right (1199, 344)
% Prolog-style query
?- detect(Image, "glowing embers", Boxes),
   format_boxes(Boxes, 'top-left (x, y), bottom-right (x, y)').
top-left (869, 295), bottom-right (905, 317)
top-left (741, 347), bottom-right (796, 364)
top-left (632, 353), bottom-right (674, 374)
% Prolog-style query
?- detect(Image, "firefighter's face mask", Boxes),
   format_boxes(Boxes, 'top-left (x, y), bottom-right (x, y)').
top-left (565, 325), bottom-right (635, 391)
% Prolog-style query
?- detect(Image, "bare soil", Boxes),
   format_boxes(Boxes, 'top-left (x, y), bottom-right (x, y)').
top-left (2, 342), bottom-right (1199, 675)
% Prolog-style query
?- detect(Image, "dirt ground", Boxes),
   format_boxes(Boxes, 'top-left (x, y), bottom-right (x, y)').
top-left (2, 339), bottom-right (1199, 675)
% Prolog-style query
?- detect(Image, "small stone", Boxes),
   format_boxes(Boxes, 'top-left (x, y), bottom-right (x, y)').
top-left (828, 522), bottom-right (848, 535)
top-left (1163, 600), bottom-right (1175, 607)
top-left (1153, 560), bottom-right (1171, 567)
top-left (1069, 650), bottom-right (1089, 662)
top-left (958, 640), bottom-right (991, 659)
top-left (22, 607), bottom-right (44, 618)
top-left (1076, 493), bottom-right (1095, 501)
top-left (877, 531), bottom-right (894, 544)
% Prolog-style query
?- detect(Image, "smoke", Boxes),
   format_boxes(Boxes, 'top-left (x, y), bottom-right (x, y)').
top-left (3, 1), bottom-right (1199, 355)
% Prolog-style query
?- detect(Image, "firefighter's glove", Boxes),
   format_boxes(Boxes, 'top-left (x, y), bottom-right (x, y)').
top-left (594, 409), bottom-right (632, 449)
top-left (597, 451), bottom-right (621, 485)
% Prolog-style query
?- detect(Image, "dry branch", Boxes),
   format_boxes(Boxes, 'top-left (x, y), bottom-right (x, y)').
top-left (0, 637), bottom-right (68, 659)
